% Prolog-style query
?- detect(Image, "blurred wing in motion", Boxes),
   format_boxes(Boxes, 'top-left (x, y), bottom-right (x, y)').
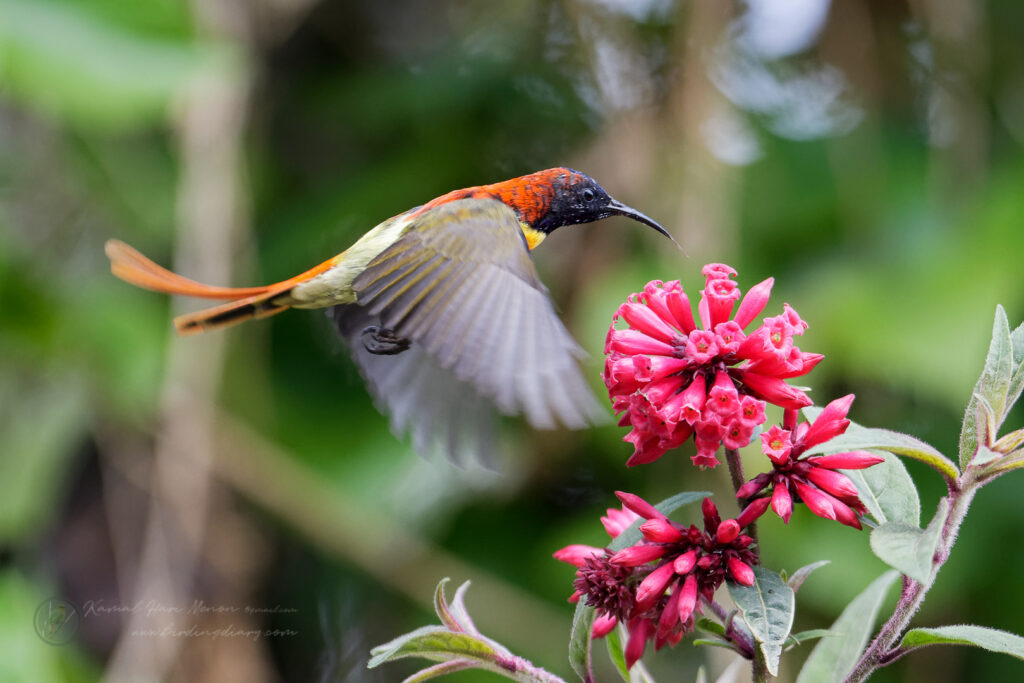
top-left (331, 305), bottom-right (497, 465)
top-left (330, 198), bottom-right (606, 461)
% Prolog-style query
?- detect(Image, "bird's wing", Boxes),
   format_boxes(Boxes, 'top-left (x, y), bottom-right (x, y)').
top-left (330, 197), bottom-right (606, 459)
top-left (331, 304), bottom-right (497, 465)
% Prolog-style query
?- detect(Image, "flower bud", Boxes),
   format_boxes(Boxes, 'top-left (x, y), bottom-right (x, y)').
top-left (640, 518), bottom-right (684, 544)
top-left (727, 557), bottom-right (756, 586)
top-left (716, 519), bottom-right (741, 544)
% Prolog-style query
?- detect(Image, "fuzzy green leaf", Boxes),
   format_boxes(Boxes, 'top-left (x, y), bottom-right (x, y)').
top-left (695, 618), bottom-right (727, 638)
top-left (433, 578), bottom-right (478, 635)
top-left (796, 571), bottom-right (899, 683)
top-left (727, 566), bottom-right (794, 676)
top-left (568, 600), bottom-right (596, 683)
top-left (605, 627), bottom-right (630, 682)
top-left (973, 393), bottom-right (998, 464)
top-left (802, 409), bottom-right (957, 482)
top-left (844, 449), bottom-right (920, 527)
top-left (785, 629), bottom-right (838, 650)
top-left (401, 659), bottom-right (475, 682)
top-left (787, 561), bottom-right (830, 594)
top-left (993, 427), bottom-right (1024, 454)
top-left (869, 499), bottom-right (947, 583)
top-left (982, 448), bottom-right (1024, 478)
top-left (368, 626), bottom-right (502, 668)
top-left (901, 625), bottom-right (1024, 660)
top-left (972, 445), bottom-right (1002, 467)
top-left (692, 637), bottom-right (738, 651)
top-left (960, 306), bottom-right (1014, 468)
top-left (1006, 319), bottom-right (1024, 420)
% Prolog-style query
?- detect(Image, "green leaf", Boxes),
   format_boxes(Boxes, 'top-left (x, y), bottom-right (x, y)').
top-left (695, 618), bottom-right (727, 638)
top-left (796, 571), bottom-right (899, 683)
top-left (568, 599), bottom-right (596, 683)
top-left (433, 578), bottom-right (477, 634)
top-left (869, 499), bottom-right (947, 583)
top-left (605, 627), bottom-right (630, 682)
top-left (973, 393), bottom-right (997, 460)
top-left (785, 629), bottom-right (838, 650)
top-left (1011, 320), bottom-right (1024, 365)
top-left (1006, 320), bottom-right (1024, 420)
top-left (960, 306), bottom-right (1014, 469)
top-left (843, 449), bottom-right (920, 527)
top-left (727, 566), bottom-right (794, 676)
top-left (982, 448), bottom-right (1024, 477)
top-left (900, 625), bottom-right (1024, 660)
top-left (787, 561), bottom-right (830, 594)
top-left (693, 638), bottom-right (738, 651)
top-left (1008, 363), bottom-right (1024, 422)
top-left (401, 659), bottom-right (475, 682)
top-left (993, 427), bottom-right (1024, 454)
top-left (368, 626), bottom-right (505, 668)
top-left (801, 409), bottom-right (957, 481)
top-left (972, 445), bottom-right (1002, 467)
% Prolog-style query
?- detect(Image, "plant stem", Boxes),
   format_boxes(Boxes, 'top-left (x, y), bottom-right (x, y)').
top-left (497, 654), bottom-right (567, 683)
top-left (845, 479), bottom-right (978, 682)
top-left (725, 447), bottom-right (760, 555)
top-left (704, 597), bottom-right (754, 657)
top-left (725, 447), bottom-right (746, 493)
top-left (752, 647), bottom-right (771, 683)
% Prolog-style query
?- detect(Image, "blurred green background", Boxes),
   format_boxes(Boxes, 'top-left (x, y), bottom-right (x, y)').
top-left (2, 0), bottom-right (1023, 681)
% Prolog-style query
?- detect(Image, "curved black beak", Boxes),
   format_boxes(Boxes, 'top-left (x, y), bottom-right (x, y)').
top-left (607, 198), bottom-right (680, 248)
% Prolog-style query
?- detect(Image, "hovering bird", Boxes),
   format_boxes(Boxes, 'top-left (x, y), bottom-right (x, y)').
top-left (106, 168), bottom-right (673, 461)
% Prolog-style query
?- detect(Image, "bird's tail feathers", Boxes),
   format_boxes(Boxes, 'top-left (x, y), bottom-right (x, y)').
top-left (104, 239), bottom-right (294, 336)
top-left (105, 239), bottom-right (272, 300)
top-left (173, 291), bottom-right (291, 336)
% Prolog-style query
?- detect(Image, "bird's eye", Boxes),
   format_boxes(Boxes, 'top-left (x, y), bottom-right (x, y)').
top-left (582, 188), bottom-right (596, 202)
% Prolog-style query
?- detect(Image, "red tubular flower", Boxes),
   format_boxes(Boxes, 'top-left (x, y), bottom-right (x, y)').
top-left (604, 267), bottom-right (818, 468)
top-left (554, 503), bottom-right (641, 637)
top-left (603, 494), bottom-right (758, 667)
top-left (556, 493), bottom-right (762, 669)
top-left (737, 394), bottom-right (885, 529)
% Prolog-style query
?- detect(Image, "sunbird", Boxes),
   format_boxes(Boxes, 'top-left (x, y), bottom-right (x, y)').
top-left (107, 168), bottom-right (673, 461)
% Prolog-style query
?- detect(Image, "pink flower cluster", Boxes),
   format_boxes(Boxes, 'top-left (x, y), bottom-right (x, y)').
top-left (554, 493), bottom-right (763, 669)
top-left (604, 265), bottom-right (822, 468)
top-left (737, 395), bottom-right (884, 529)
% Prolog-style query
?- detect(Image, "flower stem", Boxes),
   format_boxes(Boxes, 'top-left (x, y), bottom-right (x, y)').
top-left (725, 447), bottom-right (759, 555)
top-left (725, 447), bottom-right (746, 493)
top-left (845, 479), bottom-right (978, 682)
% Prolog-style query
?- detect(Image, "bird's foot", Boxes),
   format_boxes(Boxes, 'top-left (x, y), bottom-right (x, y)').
top-left (361, 326), bottom-right (411, 355)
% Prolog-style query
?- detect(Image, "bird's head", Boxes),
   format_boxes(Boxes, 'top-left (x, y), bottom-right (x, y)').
top-left (487, 168), bottom-right (675, 247)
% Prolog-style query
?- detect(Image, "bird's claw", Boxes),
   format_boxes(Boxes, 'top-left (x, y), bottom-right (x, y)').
top-left (361, 326), bottom-right (411, 355)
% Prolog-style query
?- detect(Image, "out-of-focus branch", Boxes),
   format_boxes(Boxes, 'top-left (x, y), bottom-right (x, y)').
top-left (910, 0), bottom-right (990, 202)
top-left (104, 17), bottom-right (253, 683)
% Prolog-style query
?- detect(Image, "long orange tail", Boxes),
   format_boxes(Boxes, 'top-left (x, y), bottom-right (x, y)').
top-left (104, 239), bottom-right (293, 336)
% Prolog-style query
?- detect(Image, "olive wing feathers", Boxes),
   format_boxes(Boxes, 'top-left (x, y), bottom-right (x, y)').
top-left (332, 198), bottom-right (606, 459)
